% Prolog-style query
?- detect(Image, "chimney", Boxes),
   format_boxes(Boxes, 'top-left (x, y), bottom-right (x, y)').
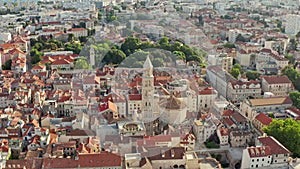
top-left (255, 148), bottom-right (260, 156)
top-left (262, 133), bottom-right (267, 137)
top-left (161, 150), bottom-right (165, 158)
top-left (171, 149), bottom-right (175, 158)
top-left (250, 148), bottom-right (255, 156)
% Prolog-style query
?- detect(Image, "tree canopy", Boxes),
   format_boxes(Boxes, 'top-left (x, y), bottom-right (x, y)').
top-left (246, 71), bottom-right (260, 80)
top-left (263, 118), bottom-right (300, 157)
top-left (230, 63), bottom-right (242, 78)
top-left (223, 43), bottom-right (236, 48)
top-left (103, 49), bottom-right (126, 64)
top-left (2, 59), bottom-right (12, 70)
top-left (230, 68), bottom-right (240, 79)
top-left (296, 31), bottom-right (300, 38)
top-left (289, 92), bottom-right (300, 109)
top-left (281, 66), bottom-right (300, 90)
top-left (74, 58), bottom-right (91, 69)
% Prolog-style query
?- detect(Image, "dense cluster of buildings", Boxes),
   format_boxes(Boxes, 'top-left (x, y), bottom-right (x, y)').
top-left (0, 0), bottom-right (300, 169)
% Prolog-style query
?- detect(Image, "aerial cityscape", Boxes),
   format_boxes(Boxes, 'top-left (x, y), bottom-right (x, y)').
top-left (0, 0), bottom-right (300, 168)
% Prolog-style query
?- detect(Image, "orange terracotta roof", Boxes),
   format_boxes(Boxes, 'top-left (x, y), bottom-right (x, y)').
top-left (258, 136), bottom-right (291, 155)
top-left (247, 146), bottom-right (272, 158)
top-left (42, 152), bottom-right (121, 168)
top-left (128, 94), bottom-right (142, 101)
top-left (255, 113), bottom-right (272, 126)
top-left (198, 87), bottom-right (216, 95)
top-left (51, 59), bottom-right (70, 65)
top-left (262, 75), bottom-right (292, 84)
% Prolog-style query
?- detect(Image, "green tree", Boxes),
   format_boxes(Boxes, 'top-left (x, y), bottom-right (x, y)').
top-left (236, 34), bottom-right (246, 42)
top-left (2, 59), bottom-right (12, 70)
top-left (169, 42), bottom-right (183, 52)
top-left (152, 58), bottom-right (164, 67)
top-left (132, 61), bottom-right (143, 68)
top-left (294, 77), bottom-right (300, 91)
top-left (106, 10), bottom-right (117, 22)
top-left (246, 71), bottom-right (260, 80)
top-left (232, 63), bottom-right (243, 74)
top-left (223, 43), bottom-right (236, 48)
top-left (296, 31), bottom-right (300, 38)
top-left (263, 119), bottom-right (300, 157)
top-left (74, 58), bottom-right (91, 69)
top-left (65, 43), bottom-right (82, 54)
top-left (289, 91), bottom-right (300, 109)
top-left (285, 54), bottom-right (295, 64)
top-left (158, 36), bottom-right (170, 49)
top-left (121, 37), bottom-right (140, 55)
top-left (30, 48), bottom-right (43, 64)
top-left (173, 51), bottom-right (186, 60)
top-left (103, 49), bottom-right (126, 64)
top-left (281, 66), bottom-right (299, 85)
top-left (140, 41), bottom-right (156, 49)
top-left (68, 34), bottom-right (75, 42)
top-left (230, 68), bottom-right (240, 79)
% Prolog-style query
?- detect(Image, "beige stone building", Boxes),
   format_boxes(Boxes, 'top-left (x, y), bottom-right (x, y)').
top-left (261, 75), bottom-right (294, 96)
top-left (227, 80), bottom-right (261, 104)
top-left (240, 96), bottom-right (293, 120)
top-left (230, 130), bottom-right (254, 147)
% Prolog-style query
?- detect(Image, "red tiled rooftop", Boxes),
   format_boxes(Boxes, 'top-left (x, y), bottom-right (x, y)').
top-left (198, 87), bottom-right (217, 95)
top-left (258, 136), bottom-right (291, 155)
top-left (222, 110), bottom-right (235, 117)
top-left (42, 152), bottom-right (121, 168)
top-left (262, 75), bottom-right (292, 84)
top-left (219, 128), bottom-right (229, 136)
top-left (247, 146), bottom-right (272, 158)
top-left (32, 65), bottom-right (45, 70)
top-left (51, 59), bottom-right (71, 65)
top-left (255, 113), bottom-right (272, 126)
top-left (128, 94), bottom-right (142, 101)
top-left (224, 118), bottom-right (234, 126)
top-left (68, 28), bottom-right (87, 32)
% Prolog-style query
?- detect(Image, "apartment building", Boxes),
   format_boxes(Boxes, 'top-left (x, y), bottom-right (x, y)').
top-left (261, 75), bottom-right (294, 96)
top-left (227, 80), bottom-right (262, 104)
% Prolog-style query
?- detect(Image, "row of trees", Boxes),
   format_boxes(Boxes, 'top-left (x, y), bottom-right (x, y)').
top-left (95, 36), bottom-right (206, 67)
top-left (121, 36), bottom-right (206, 62)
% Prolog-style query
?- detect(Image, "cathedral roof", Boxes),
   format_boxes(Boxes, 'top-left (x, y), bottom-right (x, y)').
top-left (161, 94), bottom-right (186, 110)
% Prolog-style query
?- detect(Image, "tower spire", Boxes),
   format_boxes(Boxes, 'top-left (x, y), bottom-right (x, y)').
top-left (143, 55), bottom-right (153, 69)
